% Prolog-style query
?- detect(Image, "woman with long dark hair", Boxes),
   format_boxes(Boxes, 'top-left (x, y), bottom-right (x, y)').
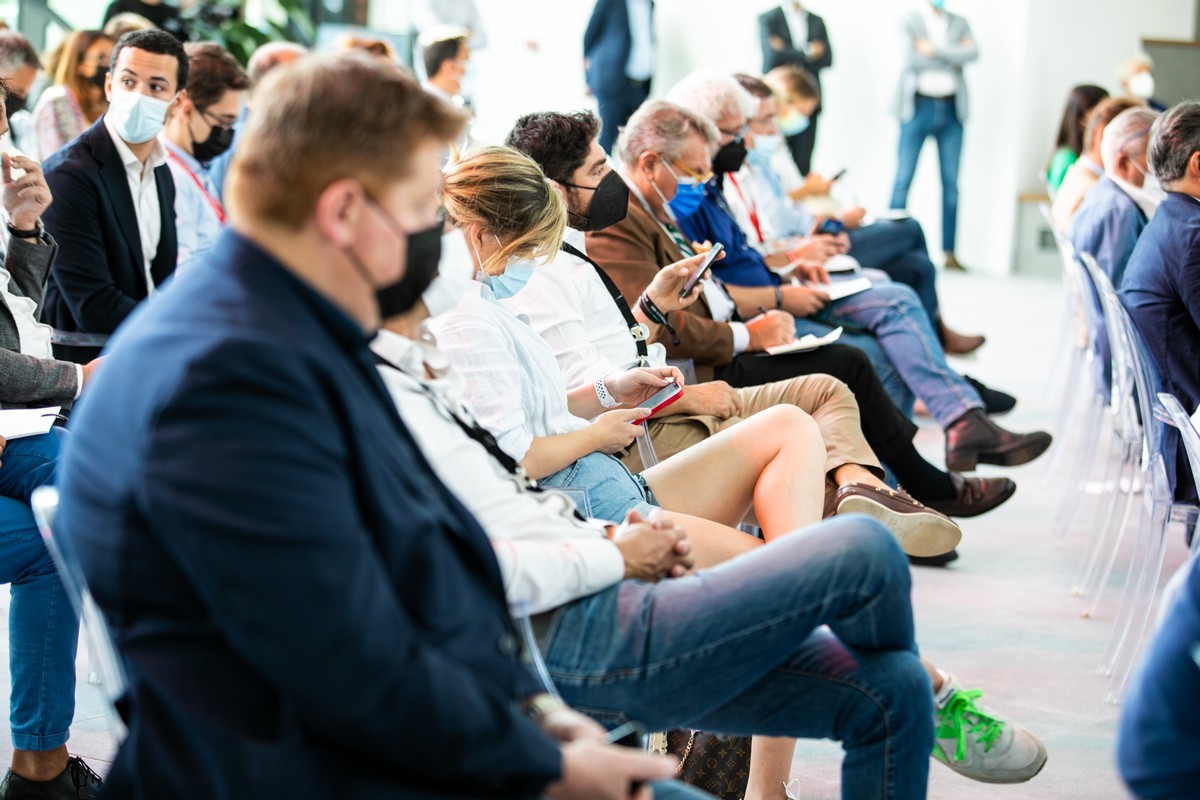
top-left (1047, 84), bottom-right (1108, 190)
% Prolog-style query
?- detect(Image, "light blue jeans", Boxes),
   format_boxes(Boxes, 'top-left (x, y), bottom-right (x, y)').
top-left (796, 280), bottom-right (984, 428)
top-left (0, 429), bottom-right (78, 751)
top-left (540, 452), bottom-right (658, 523)
top-left (890, 95), bottom-right (964, 254)
top-left (540, 516), bottom-right (932, 800)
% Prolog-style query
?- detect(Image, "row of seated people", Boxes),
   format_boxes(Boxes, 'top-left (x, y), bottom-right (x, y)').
top-left (0, 42), bottom-right (1069, 797)
top-left (1040, 85), bottom-right (1200, 798)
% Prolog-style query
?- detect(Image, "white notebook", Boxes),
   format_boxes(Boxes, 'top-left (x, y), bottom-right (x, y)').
top-left (0, 406), bottom-right (60, 440)
top-left (764, 327), bottom-right (843, 356)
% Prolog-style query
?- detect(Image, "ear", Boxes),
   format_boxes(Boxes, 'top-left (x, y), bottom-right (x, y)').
top-left (168, 89), bottom-right (188, 120)
top-left (313, 178), bottom-right (365, 250)
top-left (636, 150), bottom-right (658, 179)
top-left (104, 71), bottom-right (113, 103)
top-left (1190, 151), bottom-right (1200, 180)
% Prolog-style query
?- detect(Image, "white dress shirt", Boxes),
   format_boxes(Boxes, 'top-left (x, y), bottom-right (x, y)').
top-left (781, 3), bottom-right (810, 48)
top-left (104, 114), bottom-right (166, 296)
top-left (504, 229), bottom-right (668, 387)
top-left (625, 0), bottom-right (654, 81)
top-left (915, 4), bottom-right (958, 97)
top-left (427, 280), bottom-right (590, 461)
top-left (371, 329), bottom-right (623, 615)
top-left (161, 136), bottom-right (223, 274)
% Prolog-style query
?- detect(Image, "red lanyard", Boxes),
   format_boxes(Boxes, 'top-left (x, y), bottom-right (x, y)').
top-left (725, 173), bottom-right (763, 245)
top-left (167, 151), bottom-right (226, 224)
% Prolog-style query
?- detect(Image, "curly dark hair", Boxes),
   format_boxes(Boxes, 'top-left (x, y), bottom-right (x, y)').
top-left (506, 110), bottom-right (602, 186)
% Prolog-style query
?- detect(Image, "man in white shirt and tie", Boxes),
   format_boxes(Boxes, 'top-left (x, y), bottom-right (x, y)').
top-left (584, 0), bottom-right (655, 154)
top-left (759, 2), bottom-right (832, 175)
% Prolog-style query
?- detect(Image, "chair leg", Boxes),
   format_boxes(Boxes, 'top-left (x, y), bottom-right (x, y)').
top-left (1081, 454), bottom-right (1139, 613)
top-left (1056, 392), bottom-right (1108, 536)
top-left (1098, 492), bottom-right (1162, 679)
top-left (1104, 507), bottom-right (1174, 704)
top-left (1075, 442), bottom-right (1135, 601)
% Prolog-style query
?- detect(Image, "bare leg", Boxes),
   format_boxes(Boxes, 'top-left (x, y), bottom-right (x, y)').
top-left (744, 736), bottom-right (796, 800)
top-left (641, 405), bottom-right (826, 541)
top-left (11, 745), bottom-right (68, 781)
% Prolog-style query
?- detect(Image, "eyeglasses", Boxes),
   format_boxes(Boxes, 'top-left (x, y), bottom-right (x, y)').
top-left (199, 109), bottom-right (236, 132)
top-left (665, 159), bottom-right (713, 186)
top-left (717, 121), bottom-right (749, 141)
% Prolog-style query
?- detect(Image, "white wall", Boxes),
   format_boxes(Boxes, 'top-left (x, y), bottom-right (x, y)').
top-left (371, 0), bottom-right (1196, 274)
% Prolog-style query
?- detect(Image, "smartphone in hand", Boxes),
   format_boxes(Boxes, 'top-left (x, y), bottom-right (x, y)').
top-left (679, 243), bottom-right (724, 298)
top-left (634, 382), bottom-right (683, 417)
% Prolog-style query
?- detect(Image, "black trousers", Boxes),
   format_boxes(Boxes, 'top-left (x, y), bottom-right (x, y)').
top-left (785, 111), bottom-right (820, 176)
top-left (715, 343), bottom-right (917, 462)
top-left (596, 78), bottom-right (651, 154)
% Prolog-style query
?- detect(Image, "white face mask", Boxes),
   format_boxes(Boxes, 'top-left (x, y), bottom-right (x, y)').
top-left (420, 228), bottom-right (475, 317)
top-left (1115, 164), bottom-right (1167, 219)
top-left (1128, 71), bottom-right (1156, 101)
top-left (107, 89), bottom-right (172, 144)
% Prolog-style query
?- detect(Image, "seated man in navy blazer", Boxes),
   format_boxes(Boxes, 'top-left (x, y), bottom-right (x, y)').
top-left (1121, 101), bottom-right (1200, 506)
top-left (56, 52), bottom-right (687, 799)
top-left (41, 29), bottom-right (185, 364)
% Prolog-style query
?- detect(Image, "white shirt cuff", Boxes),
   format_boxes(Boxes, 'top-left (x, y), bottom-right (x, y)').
top-left (72, 364), bottom-right (83, 400)
top-left (729, 322), bottom-right (750, 355)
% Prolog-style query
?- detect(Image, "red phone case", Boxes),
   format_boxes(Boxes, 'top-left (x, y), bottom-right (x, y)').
top-left (639, 383), bottom-right (683, 416)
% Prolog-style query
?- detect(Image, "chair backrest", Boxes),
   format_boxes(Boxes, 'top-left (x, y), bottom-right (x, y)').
top-left (1158, 393), bottom-right (1200, 554)
top-left (1080, 253), bottom-right (1139, 438)
top-left (30, 487), bottom-right (129, 741)
top-left (1084, 263), bottom-right (1166, 464)
top-left (1042, 207), bottom-right (1102, 357)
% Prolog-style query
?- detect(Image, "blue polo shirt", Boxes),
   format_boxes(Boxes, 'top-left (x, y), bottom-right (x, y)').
top-left (675, 180), bottom-right (779, 288)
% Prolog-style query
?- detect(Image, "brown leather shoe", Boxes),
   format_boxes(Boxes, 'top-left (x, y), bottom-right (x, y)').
top-left (939, 321), bottom-right (986, 355)
top-left (944, 409), bottom-right (1052, 472)
top-left (834, 483), bottom-right (962, 557)
top-left (944, 252), bottom-right (967, 271)
top-left (926, 473), bottom-right (1017, 518)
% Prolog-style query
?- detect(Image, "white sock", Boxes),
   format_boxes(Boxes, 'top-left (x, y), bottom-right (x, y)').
top-left (934, 670), bottom-right (957, 708)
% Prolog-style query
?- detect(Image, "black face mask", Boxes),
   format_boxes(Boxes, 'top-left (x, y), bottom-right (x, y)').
top-left (4, 93), bottom-right (25, 121)
top-left (562, 170), bottom-right (630, 232)
top-left (712, 138), bottom-right (748, 175)
top-left (89, 67), bottom-right (108, 90)
top-left (375, 218), bottom-right (444, 320)
top-left (192, 115), bottom-right (236, 163)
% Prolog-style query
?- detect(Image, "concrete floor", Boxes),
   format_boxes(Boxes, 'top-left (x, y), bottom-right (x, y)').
top-left (0, 270), bottom-right (1177, 798)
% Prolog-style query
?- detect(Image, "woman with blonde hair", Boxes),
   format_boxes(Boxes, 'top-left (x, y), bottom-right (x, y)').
top-left (31, 29), bottom-right (113, 159)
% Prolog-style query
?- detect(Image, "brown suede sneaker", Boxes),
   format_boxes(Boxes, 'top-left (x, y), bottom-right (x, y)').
top-left (834, 483), bottom-right (963, 557)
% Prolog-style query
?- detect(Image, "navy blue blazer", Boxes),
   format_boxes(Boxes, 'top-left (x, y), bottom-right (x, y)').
top-left (584, 0), bottom-right (654, 98)
top-left (1121, 192), bottom-right (1200, 503)
top-left (758, 7), bottom-right (832, 110)
top-left (57, 230), bottom-right (562, 798)
top-left (41, 118), bottom-right (177, 360)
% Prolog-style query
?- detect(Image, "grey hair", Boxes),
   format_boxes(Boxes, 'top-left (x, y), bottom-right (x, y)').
top-left (247, 41), bottom-right (307, 85)
top-left (0, 32), bottom-right (39, 76)
top-left (615, 99), bottom-right (720, 169)
top-left (1100, 106), bottom-right (1159, 174)
top-left (665, 69), bottom-right (759, 125)
top-left (1148, 101), bottom-right (1200, 183)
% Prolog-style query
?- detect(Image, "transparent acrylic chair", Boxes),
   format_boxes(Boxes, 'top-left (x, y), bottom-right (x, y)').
top-left (1075, 254), bottom-right (1147, 609)
top-left (30, 486), bottom-right (129, 741)
top-left (1085, 288), bottom-right (1197, 703)
top-left (1044, 234), bottom-right (1113, 544)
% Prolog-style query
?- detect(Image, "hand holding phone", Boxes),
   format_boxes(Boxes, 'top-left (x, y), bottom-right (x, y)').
top-left (817, 218), bottom-right (845, 236)
top-left (635, 381), bottom-right (683, 416)
top-left (604, 721), bottom-right (647, 748)
top-left (679, 242), bottom-right (724, 298)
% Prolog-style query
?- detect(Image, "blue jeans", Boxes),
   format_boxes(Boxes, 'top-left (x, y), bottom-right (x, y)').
top-left (890, 96), bottom-right (964, 254)
top-left (540, 452), bottom-right (657, 523)
top-left (799, 281), bottom-right (983, 427)
top-left (848, 219), bottom-right (940, 322)
top-left (1118, 559), bottom-right (1200, 798)
top-left (541, 516), bottom-right (932, 800)
top-left (0, 429), bottom-right (78, 751)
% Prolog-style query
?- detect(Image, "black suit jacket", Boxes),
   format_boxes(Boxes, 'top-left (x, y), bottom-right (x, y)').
top-left (584, 0), bottom-right (655, 98)
top-left (41, 118), bottom-right (176, 360)
top-left (57, 231), bottom-right (562, 798)
top-left (759, 7), bottom-right (832, 111)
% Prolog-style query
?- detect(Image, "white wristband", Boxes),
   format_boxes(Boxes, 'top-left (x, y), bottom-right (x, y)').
top-left (595, 376), bottom-right (620, 409)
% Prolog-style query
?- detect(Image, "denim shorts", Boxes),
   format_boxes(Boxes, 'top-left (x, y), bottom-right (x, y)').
top-left (539, 452), bottom-right (658, 524)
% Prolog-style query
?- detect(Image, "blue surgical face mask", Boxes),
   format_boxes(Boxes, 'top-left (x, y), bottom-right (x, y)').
top-left (662, 161), bottom-right (706, 220)
top-left (488, 258), bottom-right (537, 299)
top-left (779, 111), bottom-right (810, 137)
top-left (930, 0), bottom-right (946, 9)
top-left (749, 133), bottom-right (782, 172)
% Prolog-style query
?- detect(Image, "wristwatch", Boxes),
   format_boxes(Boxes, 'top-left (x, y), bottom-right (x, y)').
top-left (7, 219), bottom-right (44, 240)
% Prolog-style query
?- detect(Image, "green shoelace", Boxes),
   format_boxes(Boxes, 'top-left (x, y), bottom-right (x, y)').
top-left (934, 688), bottom-right (1004, 762)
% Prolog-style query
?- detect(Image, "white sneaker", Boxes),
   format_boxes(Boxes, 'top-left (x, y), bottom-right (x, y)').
top-left (931, 674), bottom-right (1048, 783)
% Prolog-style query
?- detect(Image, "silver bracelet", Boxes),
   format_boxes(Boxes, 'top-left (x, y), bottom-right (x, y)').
top-left (594, 376), bottom-right (620, 409)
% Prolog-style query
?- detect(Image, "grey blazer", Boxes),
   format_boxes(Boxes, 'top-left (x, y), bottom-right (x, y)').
top-left (0, 233), bottom-right (77, 408)
top-left (894, 9), bottom-right (978, 123)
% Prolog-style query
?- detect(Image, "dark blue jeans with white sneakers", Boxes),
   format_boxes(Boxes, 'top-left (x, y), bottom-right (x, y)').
top-left (539, 516), bottom-right (933, 800)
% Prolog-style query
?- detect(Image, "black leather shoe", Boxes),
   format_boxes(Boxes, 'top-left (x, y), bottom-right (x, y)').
top-left (0, 757), bottom-right (102, 800)
top-left (944, 409), bottom-right (1052, 472)
top-left (909, 549), bottom-right (959, 567)
top-left (964, 376), bottom-right (1016, 415)
top-left (926, 473), bottom-right (1017, 518)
